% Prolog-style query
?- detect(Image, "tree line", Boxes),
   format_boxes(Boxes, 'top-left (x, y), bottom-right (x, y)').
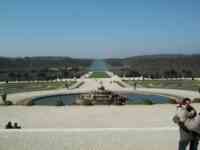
top-left (105, 54), bottom-right (200, 78)
top-left (0, 57), bottom-right (93, 81)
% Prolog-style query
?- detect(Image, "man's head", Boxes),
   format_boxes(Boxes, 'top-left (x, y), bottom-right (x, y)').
top-left (182, 98), bottom-right (192, 105)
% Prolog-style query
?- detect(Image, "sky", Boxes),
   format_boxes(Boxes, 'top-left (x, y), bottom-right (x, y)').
top-left (0, 0), bottom-right (200, 58)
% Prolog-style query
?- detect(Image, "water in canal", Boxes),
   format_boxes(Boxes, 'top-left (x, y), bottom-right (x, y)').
top-left (89, 60), bottom-right (108, 72)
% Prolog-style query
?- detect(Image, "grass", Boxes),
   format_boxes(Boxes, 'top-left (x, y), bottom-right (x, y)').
top-left (89, 72), bottom-right (110, 78)
top-left (0, 81), bottom-right (76, 94)
top-left (124, 80), bottom-right (200, 91)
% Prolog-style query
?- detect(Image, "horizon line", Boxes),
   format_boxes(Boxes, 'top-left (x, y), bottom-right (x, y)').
top-left (0, 53), bottom-right (200, 59)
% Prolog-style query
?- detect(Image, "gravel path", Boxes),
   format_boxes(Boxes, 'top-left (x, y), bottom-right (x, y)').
top-left (0, 129), bottom-right (180, 150)
top-left (0, 102), bottom-right (200, 150)
top-left (0, 104), bottom-right (193, 129)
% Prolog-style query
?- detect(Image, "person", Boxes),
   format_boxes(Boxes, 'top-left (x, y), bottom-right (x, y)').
top-left (134, 82), bottom-right (137, 90)
top-left (173, 98), bottom-right (199, 150)
top-left (65, 83), bottom-right (69, 89)
top-left (5, 121), bottom-right (13, 129)
top-left (14, 122), bottom-right (21, 129)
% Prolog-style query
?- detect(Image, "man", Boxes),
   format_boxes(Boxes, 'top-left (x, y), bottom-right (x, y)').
top-left (173, 98), bottom-right (199, 150)
top-left (14, 122), bottom-right (21, 129)
top-left (134, 82), bottom-right (137, 90)
top-left (5, 121), bottom-right (13, 129)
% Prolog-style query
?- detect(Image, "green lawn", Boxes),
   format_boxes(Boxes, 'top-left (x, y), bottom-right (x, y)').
top-left (125, 80), bottom-right (200, 91)
top-left (0, 81), bottom-right (76, 94)
top-left (89, 72), bottom-right (110, 78)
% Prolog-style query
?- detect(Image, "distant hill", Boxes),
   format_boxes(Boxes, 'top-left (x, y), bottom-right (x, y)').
top-left (105, 54), bottom-right (200, 78)
top-left (0, 57), bottom-right (93, 81)
top-left (0, 56), bottom-right (92, 70)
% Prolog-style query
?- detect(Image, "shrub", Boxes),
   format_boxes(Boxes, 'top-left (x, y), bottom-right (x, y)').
top-left (193, 98), bottom-right (200, 103)
top-left (56, 100), bottom-right (65, 106)
top-left (83, 99), bottom-right (94, 105)
top-left (168, 98), bottom-right (177, 104)
top-left (5, 101), bottom-right (13, 105)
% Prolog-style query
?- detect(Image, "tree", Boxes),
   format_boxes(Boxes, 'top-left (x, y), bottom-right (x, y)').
top-left (153, 72), bottom-right (161, 79)
top-left (182, 70), bottom-right (193, 78)
top-left (23, 72), bottom-right (30, 80)
top-left (8, 72), bottom-right (17, 80)
top-left (198, 87), bottom-right (200, 94)
top-left (37, 72), bottom-right (46, 80)
top-left (16, 72), bottom-right (22, 81)
top-left (164, 69), bottom-right (178, 78)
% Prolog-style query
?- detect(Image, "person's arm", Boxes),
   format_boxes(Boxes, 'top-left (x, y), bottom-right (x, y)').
top-left (178, 122), bottom-right (191, 133)
top-left (186, 105), bottom-right (197, 118)
top-left (172, 115), bottom-right (191, 133)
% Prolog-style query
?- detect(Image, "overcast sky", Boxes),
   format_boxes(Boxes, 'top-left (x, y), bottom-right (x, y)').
top-left (0, 0), bottom-right (200, 58)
